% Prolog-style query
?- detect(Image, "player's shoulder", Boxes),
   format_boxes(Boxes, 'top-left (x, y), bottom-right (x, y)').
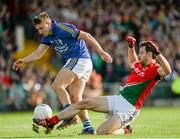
top-left (148, 62), bottom-right (160, 72)
top-left (150, 62), bottom-right (160, 68)
top-left (134, 61), bottom-right (141, 66)
top-left (55, 22), bottom-right (77, 32)
top-left (51, 20), bottom-right (66, 30)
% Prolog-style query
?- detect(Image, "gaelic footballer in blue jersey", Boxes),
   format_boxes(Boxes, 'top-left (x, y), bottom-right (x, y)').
top-left (13, 11), bottom-right (113, 134)
top-left (40, 20), bottom-right (91, 60)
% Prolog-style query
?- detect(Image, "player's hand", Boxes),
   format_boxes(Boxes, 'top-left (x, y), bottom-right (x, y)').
top-left (99, 51), bottom-right (113, 63)
top-left (147, 41), bottom-right (160, 55)
top-left (12, 59), bottom-right (25, 71)
top-left (126, 36), bottom-right (136, 48)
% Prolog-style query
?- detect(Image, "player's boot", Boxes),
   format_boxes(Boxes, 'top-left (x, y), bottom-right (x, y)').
top-left (56, 116), bottom-right (77, 130)
top-left (32, 123), bottom-right (39, 133)
top-left (80, 128), bottom-right (96, 135)
top-left (32, 118), bottom-right (55, 134)
top-left (124, 125), bottom-right (132, 134)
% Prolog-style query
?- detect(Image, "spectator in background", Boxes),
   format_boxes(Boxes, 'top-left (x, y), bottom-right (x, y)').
top-left (171, 74), bottom-right (180, 97)
top-left (7, 81), bottom-right (25, 111)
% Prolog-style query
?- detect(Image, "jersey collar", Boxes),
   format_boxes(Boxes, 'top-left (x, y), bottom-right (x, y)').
top-left (51, 20), bottom-right (57, 30)
top-left (48, 20), bottom-right (57, 36)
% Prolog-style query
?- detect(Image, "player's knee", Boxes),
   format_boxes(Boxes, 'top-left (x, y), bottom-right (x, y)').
top-left (52, 82), bottom-right (65, 92)
top-left (70, 95), bottom-right (82, 103)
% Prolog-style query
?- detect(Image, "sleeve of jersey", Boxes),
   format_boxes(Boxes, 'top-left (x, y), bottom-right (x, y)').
top-left (134, 61), bottom-right (141, 67)
top-left (40, 37), bottom-right (50, 45)
top-left (60, 23), bottom-right (80, 39)
top-left (151, 64), bottom-right (161, 80)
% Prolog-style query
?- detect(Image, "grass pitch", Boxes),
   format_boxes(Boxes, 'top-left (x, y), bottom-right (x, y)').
top-left (0, 107), bottom-right (180, 138)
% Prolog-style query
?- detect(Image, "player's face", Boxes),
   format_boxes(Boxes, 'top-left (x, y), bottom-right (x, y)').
top-left (139, 47), bottom-right (148, 65)
top-left (35, 21), bottom-right (51, 36)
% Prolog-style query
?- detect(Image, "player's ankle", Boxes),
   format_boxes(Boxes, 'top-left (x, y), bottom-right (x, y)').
top-left (63, 104), bottom-right (70, 109)
top-left (83, 120), bottom-right (94, 134)
top-left (86, 127), bottom-right (94, 132)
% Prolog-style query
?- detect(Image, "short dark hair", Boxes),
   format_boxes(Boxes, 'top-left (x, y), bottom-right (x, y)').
top-left (139, 41), bottom-right (157, 59)
top-left (32, 12), bottom-right (50, 25)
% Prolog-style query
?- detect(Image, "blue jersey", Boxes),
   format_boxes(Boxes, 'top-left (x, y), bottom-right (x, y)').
top-left (40, 20), bottom-right (91, 60)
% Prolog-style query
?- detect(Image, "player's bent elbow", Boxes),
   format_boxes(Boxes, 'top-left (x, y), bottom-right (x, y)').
top-left (161, 68), bottom-right (172, 77)
top-left (164, 65), bottom-right (172, 76)
top-left (165, 68), bottom-right (172, 76)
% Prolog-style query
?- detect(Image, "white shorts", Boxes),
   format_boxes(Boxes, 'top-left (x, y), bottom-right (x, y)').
top-left (107, 95), bottom-right (139, 127)
top-left (63, 58), bottom-right (93, 81)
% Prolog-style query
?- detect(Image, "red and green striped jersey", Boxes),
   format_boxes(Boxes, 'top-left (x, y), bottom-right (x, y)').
top-left (120, 61), bottom-right (160, 109)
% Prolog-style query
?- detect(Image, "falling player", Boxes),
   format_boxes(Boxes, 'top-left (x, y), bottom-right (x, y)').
top-left (33, 36), bottom-right (171, 134)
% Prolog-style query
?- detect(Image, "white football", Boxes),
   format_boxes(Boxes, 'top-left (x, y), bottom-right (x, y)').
top-left (34, 104), bottom-right (52, 119)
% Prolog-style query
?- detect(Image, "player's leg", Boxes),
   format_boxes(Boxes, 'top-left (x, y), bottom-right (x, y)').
top-left (112, 125), bottom-right (132, 134)
top-left (96, 115), bottom-right (132, 135)
top-left (52, 68), bottom-right (79, 128)
top-left (69, 77), bottom-right (93, 133)
top-left (96, 113), bottom-right (132, 135)
top-left (96, 114), bottom-right (122, 134)
top-left (33, 96), bottom-right (109, 133)
top-left (57, 58), bottom-right (94, 131)
top-left (99, 95), bottom-right (136, 135)
top-left (56, 96), bottom-right (109, 119)
top-left (33, 67), bottom-right (77, 133)
top-left (56, 77), bottom-right (87, 130)
top-left (52, 68), bottom-right (76, 106)
top-left (70, 77), bottom-right (87, 116)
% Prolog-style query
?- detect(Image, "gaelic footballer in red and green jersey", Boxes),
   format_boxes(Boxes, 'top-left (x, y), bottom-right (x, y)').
top-left (120, 61), bottom-right (160, 109)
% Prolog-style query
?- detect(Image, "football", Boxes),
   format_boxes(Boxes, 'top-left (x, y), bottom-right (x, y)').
top-left (33, 104), bottom-right (52, 119)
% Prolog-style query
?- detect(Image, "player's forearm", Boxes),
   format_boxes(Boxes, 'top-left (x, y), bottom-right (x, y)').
top-left (157, 54), bottom-right (171, 75)
top-left (22, 51), bottom-right (42, 63)
top-left (85, 34), bottom-right (104, 54)
top-left (128, 47), bottom-right (138, 65)
top-left (22, 45), bottom-right (49, 63)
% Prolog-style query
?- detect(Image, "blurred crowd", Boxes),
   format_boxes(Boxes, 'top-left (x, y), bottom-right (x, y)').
top-left (0, 0), bottom-right (180, 111)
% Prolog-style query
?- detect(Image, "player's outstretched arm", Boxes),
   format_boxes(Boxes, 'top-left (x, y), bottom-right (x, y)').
top-left (126, 36), bottom-right (138, 69)
top-left (78, 31), bottom-right (113, 63)
top-left (12, 44), bottom-right (49, 71)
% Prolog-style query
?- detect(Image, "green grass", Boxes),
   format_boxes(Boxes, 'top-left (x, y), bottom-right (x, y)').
top-left (0, 107), bottom-right (180, 138)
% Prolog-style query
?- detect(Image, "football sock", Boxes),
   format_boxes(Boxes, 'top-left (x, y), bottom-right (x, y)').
top-left (83, 119), bottom-right (94, 133)
top-left (49, 115), bottom-right (60, 125)
top-left (63, 104), bottom-right (70, 109)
